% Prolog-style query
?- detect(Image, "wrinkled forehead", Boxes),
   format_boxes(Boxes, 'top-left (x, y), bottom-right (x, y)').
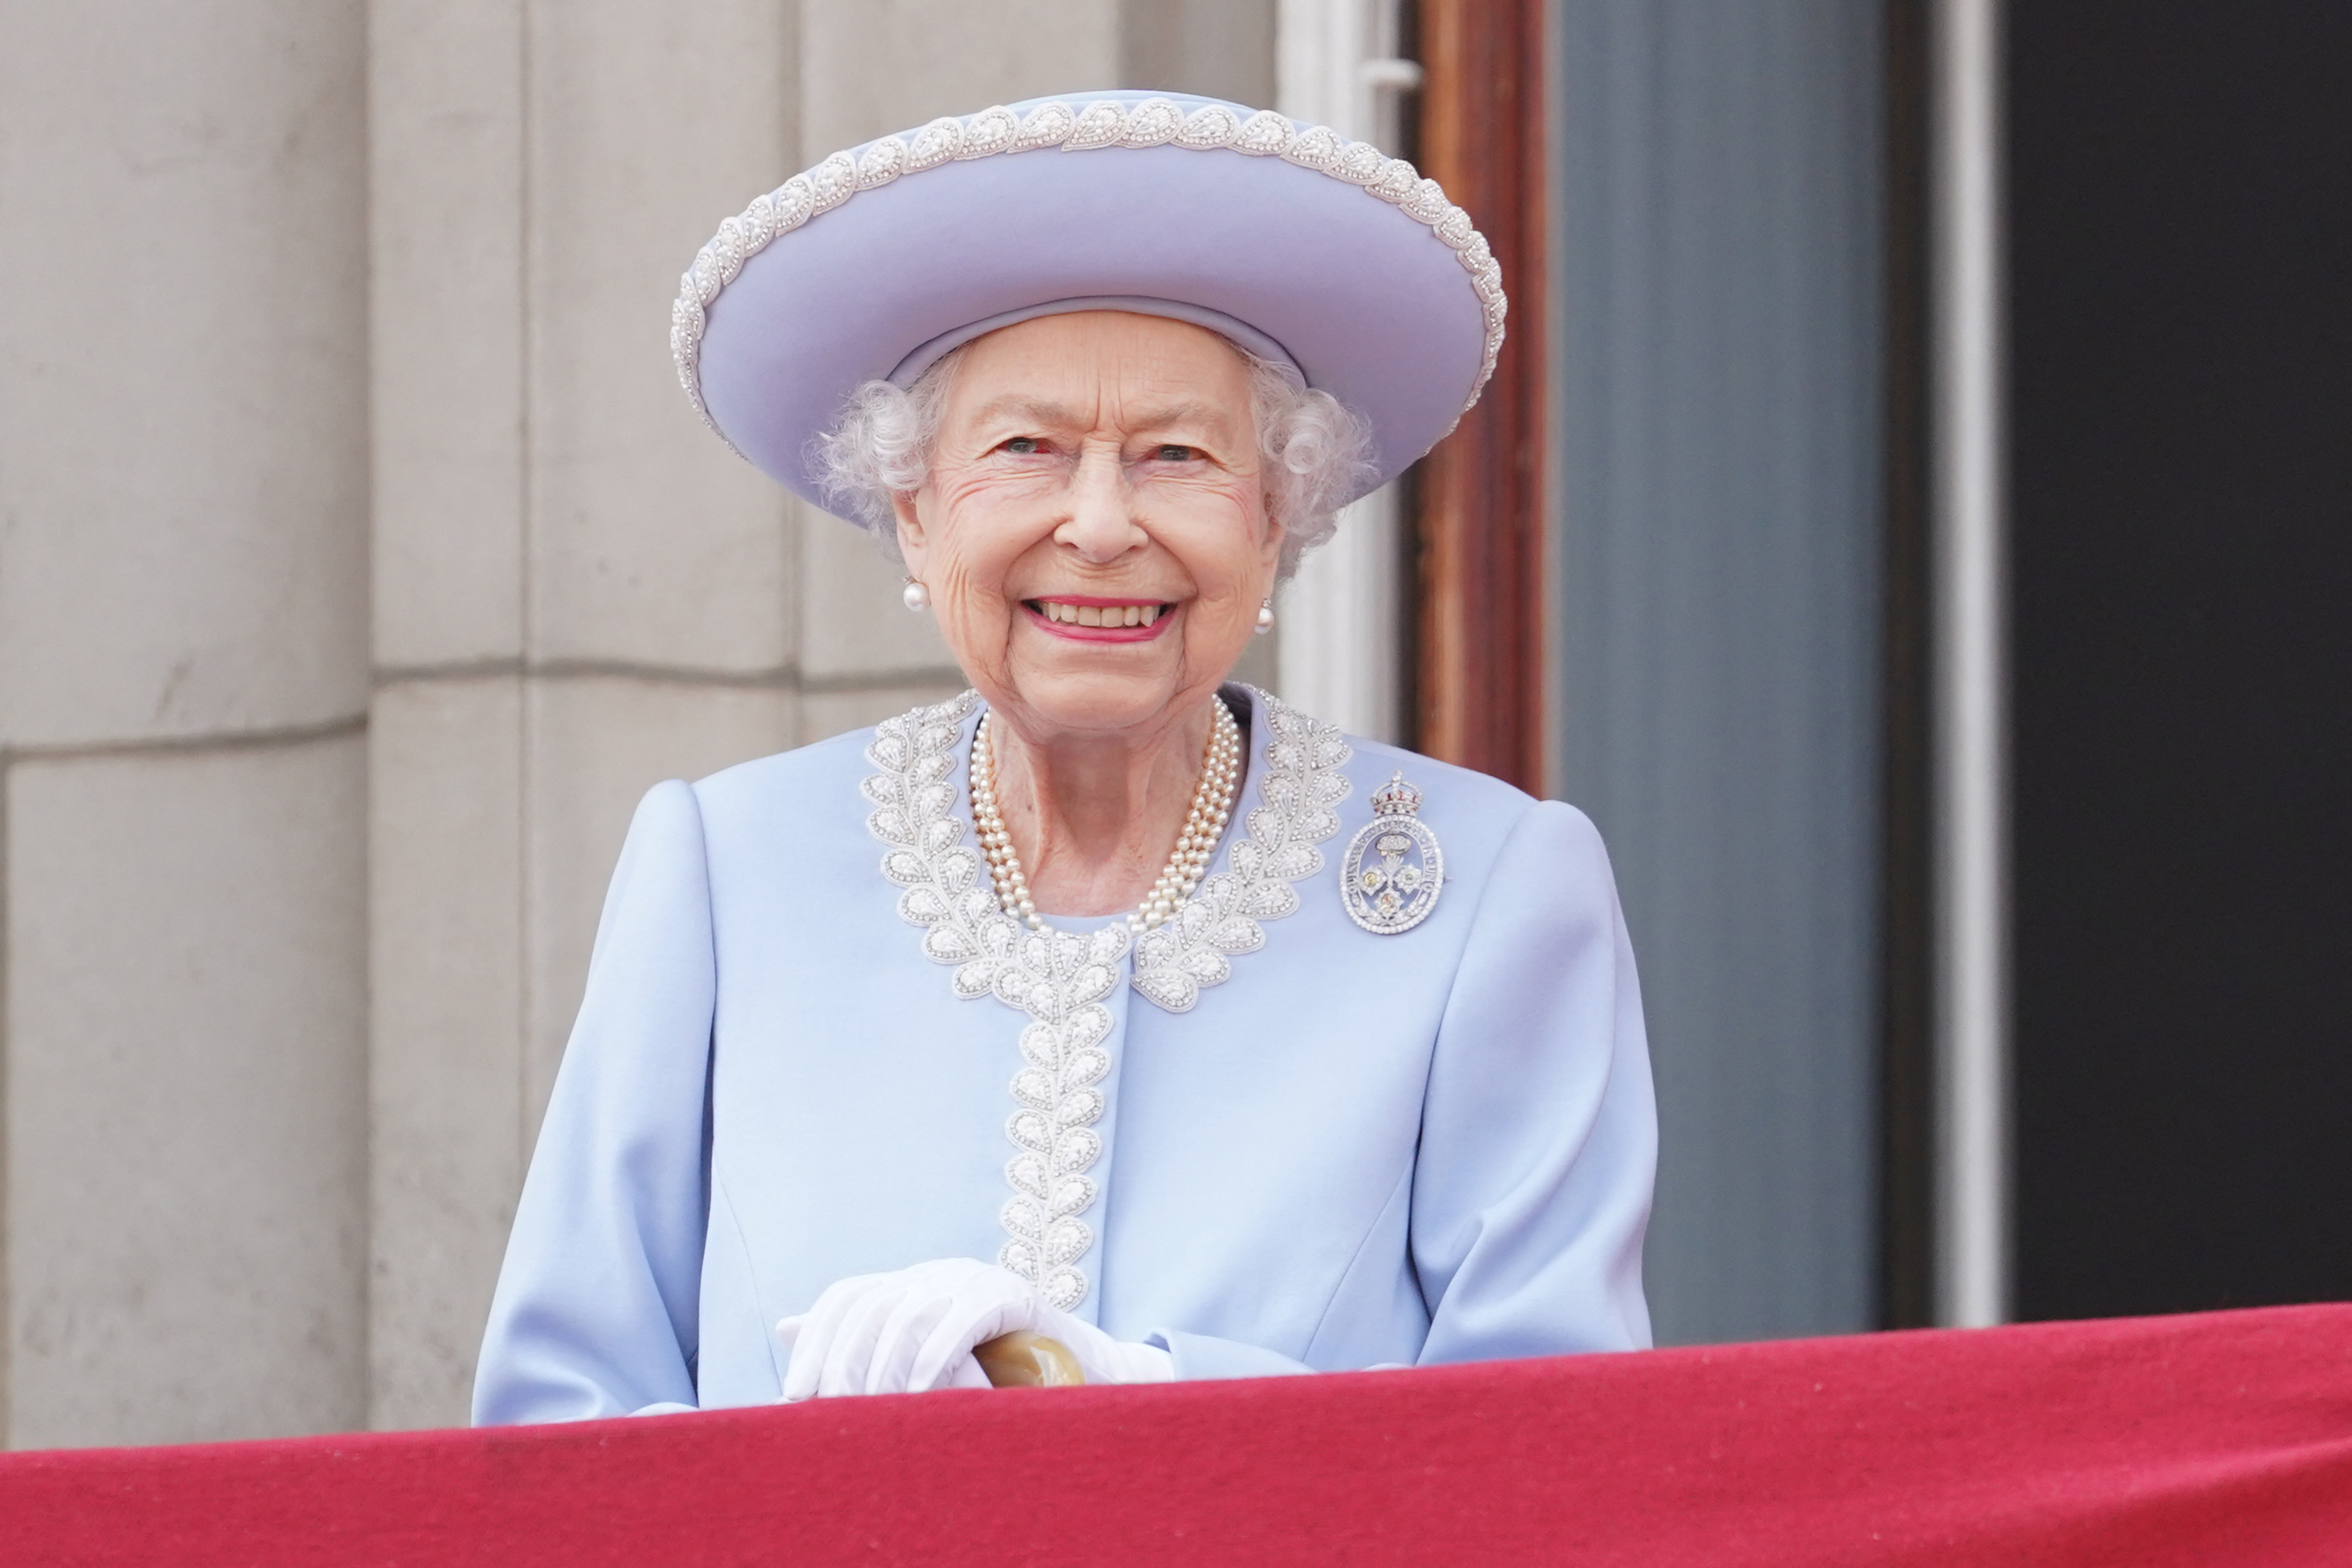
top-left (943, 311), bottom-right (1259, 436)
top-left (890, 295), bottom-right (1294, 388)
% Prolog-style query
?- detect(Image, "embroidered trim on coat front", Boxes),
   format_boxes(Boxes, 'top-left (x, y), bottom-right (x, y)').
top-left (863, 690), bottom-right (1118, 1310)
top-left (1129, 690), bottom-right (1351, 1011)
top-left (862, 685), bottom-right (1350, 1310)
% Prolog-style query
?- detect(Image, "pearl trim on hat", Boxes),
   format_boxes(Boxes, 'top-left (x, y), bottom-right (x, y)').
top-left (671, 97), bottom-right (1507, 449)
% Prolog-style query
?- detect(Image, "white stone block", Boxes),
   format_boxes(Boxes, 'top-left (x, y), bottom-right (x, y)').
top-left (1123, 0), bottom-right (1277, 107)
top-left (0, 0), bottom-right (368, 747)
top-left (368, 0), bottom-right (527, 668)
top-left (800, 0), bottom-right (1120, 154)
top-left (365, 676), bottom-right (524, 1432)
top-left (524, 0), bottom-right (797, 673)
top-left (5, 735), bottom-right (367, 1448)
top-left (798, 509), bottom-right (960, 680)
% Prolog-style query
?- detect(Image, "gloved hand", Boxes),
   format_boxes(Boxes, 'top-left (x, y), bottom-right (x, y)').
top-left (774, 1257), bottom-right (1176, 1399)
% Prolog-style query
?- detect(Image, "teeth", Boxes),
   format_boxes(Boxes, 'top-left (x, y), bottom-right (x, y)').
top-left (1036, 600), bottom-right (1163, 628)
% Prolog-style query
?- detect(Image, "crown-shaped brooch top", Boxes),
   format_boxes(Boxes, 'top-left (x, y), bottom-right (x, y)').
top-left (1370, 770), bottom-right (1424, 818)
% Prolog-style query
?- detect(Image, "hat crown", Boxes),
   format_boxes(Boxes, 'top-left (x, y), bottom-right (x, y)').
top-left (675, 91), bottom-right (1505, 516)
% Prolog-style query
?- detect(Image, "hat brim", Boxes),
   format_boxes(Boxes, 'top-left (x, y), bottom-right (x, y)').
top-left (682, 92), bottom-right (1501, 516)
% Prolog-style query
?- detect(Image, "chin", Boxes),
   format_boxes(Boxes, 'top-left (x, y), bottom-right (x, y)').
top-left (1001, 663), bottom-right (1198, 736)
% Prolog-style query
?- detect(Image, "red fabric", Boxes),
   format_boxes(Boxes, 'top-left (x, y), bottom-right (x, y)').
top-left (4, 1304), bottom-right (2348, 1566)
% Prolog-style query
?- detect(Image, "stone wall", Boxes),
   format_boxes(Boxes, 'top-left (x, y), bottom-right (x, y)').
top-left (2, 0), bottom-right (1274, 1444)
top-left (0, 0), bottom-right (373, 1447)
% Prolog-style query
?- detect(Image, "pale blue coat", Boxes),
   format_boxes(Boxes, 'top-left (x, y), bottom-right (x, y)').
top-left (474, 688), bottom-right (1655, 1423)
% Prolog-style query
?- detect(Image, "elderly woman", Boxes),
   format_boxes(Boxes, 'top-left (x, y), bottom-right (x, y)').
top-left (475, 91), bottom-right (1655, 1421)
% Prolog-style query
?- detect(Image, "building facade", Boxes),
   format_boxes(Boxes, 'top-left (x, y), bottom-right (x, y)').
top-left (0, 0), bottom-right (1279, 1446)
top-left (6, 0), bottom-right (2344, 1449)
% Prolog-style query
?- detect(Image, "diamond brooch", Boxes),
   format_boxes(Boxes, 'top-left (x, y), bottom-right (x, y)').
top-left (1341, 771), bottom-right (1444, 935)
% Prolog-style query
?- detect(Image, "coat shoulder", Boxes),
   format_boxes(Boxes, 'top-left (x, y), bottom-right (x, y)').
top-left (1324, 730), bottom-right (1611, 890)
top-left (688, 723), bottom-right (886, 819)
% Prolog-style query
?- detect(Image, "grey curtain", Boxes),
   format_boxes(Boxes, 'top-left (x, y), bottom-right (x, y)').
top-left (1550, 0), bottom-right (1887, 1343)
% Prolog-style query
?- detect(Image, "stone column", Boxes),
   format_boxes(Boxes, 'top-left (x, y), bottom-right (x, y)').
top-left (1275, 0), bottom-right (1410, 742)
top-left (365, 0), bottom-right (799, 1430)
top-left (0, 0), bottom-right (371, 1446)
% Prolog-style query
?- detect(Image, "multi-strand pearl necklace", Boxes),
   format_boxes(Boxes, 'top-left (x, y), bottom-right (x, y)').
top-left (971, 701), bottom-right (1245, 936)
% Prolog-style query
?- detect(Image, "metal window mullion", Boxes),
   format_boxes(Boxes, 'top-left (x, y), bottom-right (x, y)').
top-left (1930, 0), bottom-right (2012, 1330)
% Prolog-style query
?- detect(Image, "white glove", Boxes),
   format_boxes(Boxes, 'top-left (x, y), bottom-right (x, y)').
top-left (774, 1257), bottom-right (1176, 1400)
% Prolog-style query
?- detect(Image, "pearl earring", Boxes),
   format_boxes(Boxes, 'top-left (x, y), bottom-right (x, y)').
top-left (901, 578), bottom-right (930, 612)
top-left (1255, 599), bottom-right (1275, 634)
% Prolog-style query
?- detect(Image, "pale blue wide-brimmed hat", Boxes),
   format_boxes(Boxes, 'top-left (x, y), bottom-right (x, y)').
top-left (672, 91), bottom-right (1504, 518)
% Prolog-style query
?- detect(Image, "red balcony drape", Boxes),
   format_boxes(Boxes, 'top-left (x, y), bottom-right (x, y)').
top-left (4, 1303), bottom-right (2349, 1566)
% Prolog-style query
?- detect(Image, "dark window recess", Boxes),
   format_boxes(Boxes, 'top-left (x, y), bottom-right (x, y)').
top-left (2009, 1), bottom-right (2352, 1318)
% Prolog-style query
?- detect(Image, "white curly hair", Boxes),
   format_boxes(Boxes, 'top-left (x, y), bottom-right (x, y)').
top-left (810, 334), bottom-right (1376, 580)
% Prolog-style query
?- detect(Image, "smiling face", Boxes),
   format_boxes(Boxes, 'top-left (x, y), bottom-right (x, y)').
top-left (892, 311), bottom-right (1283, 744)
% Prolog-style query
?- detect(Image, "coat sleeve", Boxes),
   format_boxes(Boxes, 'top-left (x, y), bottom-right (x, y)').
top-left (472, 781), bottom-right (717, 1424)
top-left (1410, 798), bottom-right (1656, 1361)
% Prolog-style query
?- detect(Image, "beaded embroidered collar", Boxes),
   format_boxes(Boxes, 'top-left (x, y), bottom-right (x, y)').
top-left (859, 684), bottom-right (1351, 1307)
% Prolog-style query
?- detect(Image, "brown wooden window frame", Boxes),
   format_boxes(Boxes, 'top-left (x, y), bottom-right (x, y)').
top-left (1413, 0), bottom-right (1550, 792)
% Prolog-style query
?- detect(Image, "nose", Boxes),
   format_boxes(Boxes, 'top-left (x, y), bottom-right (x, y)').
top-left (1054, 442), bottom-right (1145, 563)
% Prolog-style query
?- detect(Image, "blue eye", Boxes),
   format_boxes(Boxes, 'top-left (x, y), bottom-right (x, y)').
top-left (1155, 445), bottom-right (1196, 462)
top-left (1001, 437), bottom-right (1043, 456)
